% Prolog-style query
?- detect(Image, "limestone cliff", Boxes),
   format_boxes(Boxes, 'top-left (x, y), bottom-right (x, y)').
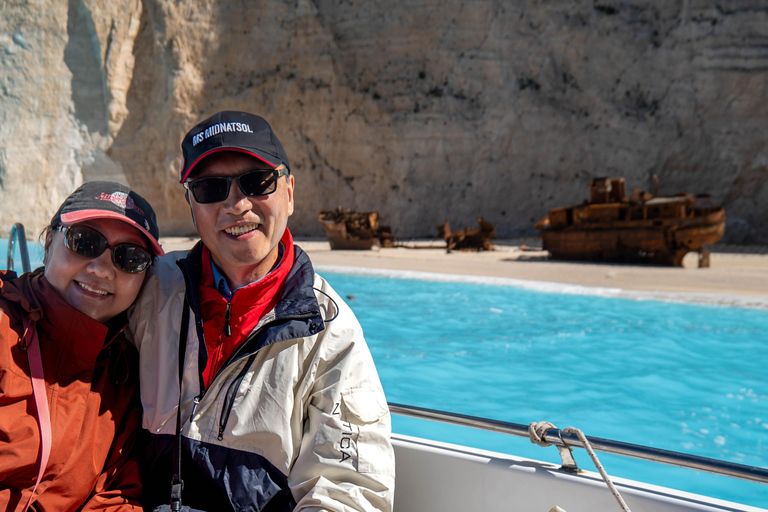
top-left (1, 0), bottom-right (767, 243)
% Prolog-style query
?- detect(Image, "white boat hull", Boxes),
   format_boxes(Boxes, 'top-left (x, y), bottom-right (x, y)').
top-left (392, 434), bottom-right (765, 512)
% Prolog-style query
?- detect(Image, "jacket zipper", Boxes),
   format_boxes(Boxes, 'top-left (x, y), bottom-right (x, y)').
top-left (223, 302), bottom-right (232, 337)
top-left (213, 312), bottom-right (318, 440)
top-left (217, 354), bottom-right (256, 440)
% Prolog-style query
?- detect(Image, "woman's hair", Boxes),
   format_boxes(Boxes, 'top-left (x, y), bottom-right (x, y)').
top-left (39, 224), bottom-right (53, 244)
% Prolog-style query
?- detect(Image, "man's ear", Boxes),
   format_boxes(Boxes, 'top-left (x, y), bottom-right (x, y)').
top-left (286, 174), bottom-right (295, 216)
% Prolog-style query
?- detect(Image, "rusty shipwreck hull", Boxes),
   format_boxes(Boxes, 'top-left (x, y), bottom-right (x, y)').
top-left (542, 212), bottom-right (725, 266)
top-left (317, 208), bottom-right (395, 250)
top-left (537, 178), bottom-right (726, 266)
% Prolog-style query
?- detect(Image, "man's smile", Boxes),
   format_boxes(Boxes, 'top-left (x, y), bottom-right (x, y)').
top-left (224, 223), bottom-right (259, 236)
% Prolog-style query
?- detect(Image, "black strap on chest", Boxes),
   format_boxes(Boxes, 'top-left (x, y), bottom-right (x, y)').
top-left (170, 303), bottom-right (190, 511)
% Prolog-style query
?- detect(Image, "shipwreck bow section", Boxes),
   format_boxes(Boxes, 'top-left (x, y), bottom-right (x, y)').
top-left (535, 178), bottom-right (726, 267)
top-left (317, 207), bottom-right (395, 250)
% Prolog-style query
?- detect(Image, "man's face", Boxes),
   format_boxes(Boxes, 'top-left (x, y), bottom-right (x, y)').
top-left (188, 151), bottom-right (294, 284)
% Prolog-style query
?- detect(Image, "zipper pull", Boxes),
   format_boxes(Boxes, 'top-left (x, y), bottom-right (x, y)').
top-left (224, 302), bottom-right (232, 337)
top-left (189, 394), bottom-right (202, 422)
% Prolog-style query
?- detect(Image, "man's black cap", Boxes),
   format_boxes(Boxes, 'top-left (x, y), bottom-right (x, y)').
top-left (179, 111), bottom-right (290, 182)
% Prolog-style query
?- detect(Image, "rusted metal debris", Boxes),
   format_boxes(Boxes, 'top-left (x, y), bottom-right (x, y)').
top-left (534, 177), bottom-right (725, 267)
top-left (437, 217), bottom-right (497, 253)
top-left (317, 207), bottom-right (395, 250)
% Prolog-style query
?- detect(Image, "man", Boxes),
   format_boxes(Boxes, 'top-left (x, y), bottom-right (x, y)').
top-left (129, 111), bottom-right (395, 511)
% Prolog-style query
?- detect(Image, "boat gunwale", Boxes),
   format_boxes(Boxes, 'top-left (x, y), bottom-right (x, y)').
top-left (389, 402), bottom-right (768, 485)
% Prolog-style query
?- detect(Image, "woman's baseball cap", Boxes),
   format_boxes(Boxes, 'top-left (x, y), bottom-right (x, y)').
top-left (51, 181), bottom-right (164, 256)
top-left (179, 111), bottom-right (290, 183)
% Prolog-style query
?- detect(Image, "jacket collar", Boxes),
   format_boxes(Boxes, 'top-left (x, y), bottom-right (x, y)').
top-left (177, 234), bottom-right (324, 352)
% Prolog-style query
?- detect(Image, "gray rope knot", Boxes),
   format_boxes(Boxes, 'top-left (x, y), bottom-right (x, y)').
top-left (528, 421), bottom-right (556, 447)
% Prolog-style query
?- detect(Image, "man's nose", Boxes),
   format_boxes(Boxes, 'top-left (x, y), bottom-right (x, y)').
top-left (222, 181), bottom-right (253, 213)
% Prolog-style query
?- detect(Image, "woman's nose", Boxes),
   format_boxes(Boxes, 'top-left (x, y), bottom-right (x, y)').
top-left (86, 250), bottom-right (115, 278)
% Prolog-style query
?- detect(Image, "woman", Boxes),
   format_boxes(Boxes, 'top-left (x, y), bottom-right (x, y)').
top-left (0, 181), bottom-right (164, 511)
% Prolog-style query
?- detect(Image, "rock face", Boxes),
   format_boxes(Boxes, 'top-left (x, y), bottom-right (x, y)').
top-left (1, 0), bottom-right (767, 243)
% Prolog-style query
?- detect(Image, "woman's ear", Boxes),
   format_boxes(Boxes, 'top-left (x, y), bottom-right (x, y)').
top-left (42, 228), bottom-right (53, 267)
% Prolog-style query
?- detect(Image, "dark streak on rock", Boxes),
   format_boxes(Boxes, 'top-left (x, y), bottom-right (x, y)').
top-left (518, 77), bottom-right (540, 91)
top-left (299, 128), bottom-right (355, 192)
top-left (594, 4), bottom-right (617, 15)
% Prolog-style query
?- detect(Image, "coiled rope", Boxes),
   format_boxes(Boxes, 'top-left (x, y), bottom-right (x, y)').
top-left (529, 421), bottom-right (632, 512)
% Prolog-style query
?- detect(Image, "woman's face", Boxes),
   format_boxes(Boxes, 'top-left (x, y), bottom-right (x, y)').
top-left (44, 218), bottom-right (150, 323)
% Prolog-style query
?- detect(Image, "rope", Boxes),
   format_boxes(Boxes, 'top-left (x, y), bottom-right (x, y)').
top-left (564, 427), bottom-right (632, 512)
top-left (528, 421), bottom-right (556, 447)
top-left (528, 421), bottom-right (632, 512)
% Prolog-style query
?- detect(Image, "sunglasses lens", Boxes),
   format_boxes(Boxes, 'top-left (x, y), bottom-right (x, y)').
top-left (191, 177), bottom-right (230, 204)
top-left (63, 224), bottom-right (152, 273)
top-left (239, 170), bottom-right (277, 196)
top-left (66, 225), bottom-right (108, 258)
top-left (112, 244), bottom-right (152, 273)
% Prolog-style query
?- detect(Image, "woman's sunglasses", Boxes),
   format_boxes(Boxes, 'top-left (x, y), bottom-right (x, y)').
top-left (183, 168), bottom-right (289, 204)
top-left (56, 224), bottom-right (153, 274)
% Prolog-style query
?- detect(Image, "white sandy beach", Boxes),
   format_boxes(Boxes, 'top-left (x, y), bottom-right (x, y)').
top-left (158, 236), bottom-right (768, 309)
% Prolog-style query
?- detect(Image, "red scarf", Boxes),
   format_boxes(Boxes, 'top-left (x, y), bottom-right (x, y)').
top-left (198, 229), bottom-right (295, 388)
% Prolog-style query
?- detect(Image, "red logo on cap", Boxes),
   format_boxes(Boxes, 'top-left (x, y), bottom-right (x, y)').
top-left (97, 192), bottom-right (145, 216)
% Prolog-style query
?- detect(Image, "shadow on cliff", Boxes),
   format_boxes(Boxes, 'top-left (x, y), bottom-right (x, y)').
top-left (106, 2), bottom-right (196, 236)
top-left (64, 0), bottom-right (109, 137)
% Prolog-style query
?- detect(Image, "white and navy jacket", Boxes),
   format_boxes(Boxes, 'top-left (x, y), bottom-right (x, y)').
top-left (128, 243), bottom-right (395, 511)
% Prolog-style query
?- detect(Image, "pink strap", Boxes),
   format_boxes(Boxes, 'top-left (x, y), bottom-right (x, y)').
top-left (21, 317), bottom-right (52, 512)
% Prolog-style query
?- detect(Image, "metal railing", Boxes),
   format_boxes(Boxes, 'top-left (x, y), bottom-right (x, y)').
top-left (6, 223), bottom-right (31, 274)
top-left (388, 402), bottom-right (768, 485)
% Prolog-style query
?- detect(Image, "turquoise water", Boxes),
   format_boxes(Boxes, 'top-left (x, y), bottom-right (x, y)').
top-left (3, 239), bottom-right (765, 506)
top-left (0, 238), bottom-right (44, 272)
top-left (320, 270), bottom-right (768, 508)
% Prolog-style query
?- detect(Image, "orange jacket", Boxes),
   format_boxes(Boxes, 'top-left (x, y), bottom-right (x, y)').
top-left (0, 271), bottom-right (142, 512)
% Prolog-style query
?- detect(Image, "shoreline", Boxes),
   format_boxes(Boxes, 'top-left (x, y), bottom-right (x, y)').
top-left (313, 264), bottom-right (768, 310)
top-left (158, 237), bottom-right (768, 310)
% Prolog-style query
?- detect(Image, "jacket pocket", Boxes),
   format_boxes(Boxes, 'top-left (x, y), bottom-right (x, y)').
top-left (340, 388), bottom-right (395, 476)
top-left (339, 388), bottom-right (388, 425)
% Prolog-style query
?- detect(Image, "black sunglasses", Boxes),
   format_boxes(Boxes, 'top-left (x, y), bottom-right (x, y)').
top-left (56, 224), bottom-right (153, 274)
top-left (183, 168), bottom-right (289, 204)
